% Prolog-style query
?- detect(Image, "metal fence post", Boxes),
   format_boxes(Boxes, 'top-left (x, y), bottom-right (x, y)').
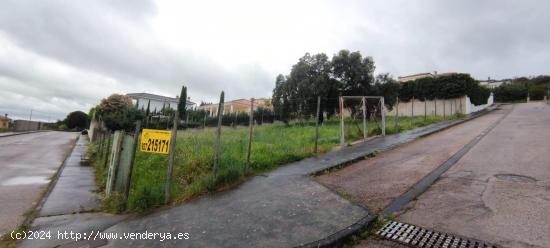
top-left (424, 98), bottom-right (427, 122)
top-left (124, 120), bottom-right (141, 207)
top-left (362, 97), bottom-right (367, 141)
top-left (450, 98), bottom-right (453, 116)
top-left (339, 96), bottom-right (345, 147)
top-left (411, 97), bottom-right (415, 126)
top-left (395, 97), bottom-right (399, 128)
top-left (212, 91), bottom-right (225, 177)
top-left (246, 98), bottom-right (254, 165)
top-left (443, 99), bottom-right (446, 120)
top-left (381, 97), bottom-right (386, 136)
top-left (314, 96), bottom-right (321, 153)
top-left (434, 98), bottom-right (438, 117)
top-left (165, 110), bottom-right (180, 204)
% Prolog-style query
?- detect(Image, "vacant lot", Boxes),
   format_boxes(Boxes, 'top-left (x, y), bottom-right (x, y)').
top-left (92, 115), bottom-right (459, 212)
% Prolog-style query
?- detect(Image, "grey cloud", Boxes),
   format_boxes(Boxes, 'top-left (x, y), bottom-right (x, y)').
top-left (1, 0), bottom-right (550, 121)
top-left (0, 0), bottom-right (273, 120)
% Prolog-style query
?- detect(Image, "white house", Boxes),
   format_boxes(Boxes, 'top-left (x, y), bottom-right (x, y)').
top-left (126, 93), bottom-right (196, 112)
top-left (479, 78), bottom-right (510, 89)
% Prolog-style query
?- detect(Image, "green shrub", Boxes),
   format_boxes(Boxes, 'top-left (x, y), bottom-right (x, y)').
top-left (399, 73), bottom-right (489, 105)
top-left (494, 83), bottom-right (528, 102)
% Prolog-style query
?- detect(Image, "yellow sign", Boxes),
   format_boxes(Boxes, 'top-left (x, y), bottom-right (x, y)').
top-left (140, 129), bottom-right (172, 154)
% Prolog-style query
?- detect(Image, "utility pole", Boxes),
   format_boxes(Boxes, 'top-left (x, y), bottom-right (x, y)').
top-left (29, 109), bottom-right (33, 121)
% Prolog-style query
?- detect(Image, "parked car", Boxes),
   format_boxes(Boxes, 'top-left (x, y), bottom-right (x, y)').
top-left (81, 129), bottom-right (88, 135)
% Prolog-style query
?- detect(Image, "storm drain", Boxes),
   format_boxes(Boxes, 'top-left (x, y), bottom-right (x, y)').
top-left (376, 221), bottom-right (498, 248)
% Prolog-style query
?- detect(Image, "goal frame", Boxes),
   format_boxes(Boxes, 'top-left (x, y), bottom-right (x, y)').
top-left (339, 96), bottom-right (386, 147)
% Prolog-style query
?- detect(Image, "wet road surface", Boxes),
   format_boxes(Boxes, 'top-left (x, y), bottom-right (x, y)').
top-left (320, 103), bottom-right (549, 248)
top-left (316, 105), bottom-right (508, 213)
top-left (397, 102), bottom-right (550, 247)
top-left (0, 131), bottom-right (77, 236)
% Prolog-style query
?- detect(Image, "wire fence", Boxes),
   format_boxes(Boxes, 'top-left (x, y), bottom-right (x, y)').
top-left (89, 93), bottom-right (465, 212)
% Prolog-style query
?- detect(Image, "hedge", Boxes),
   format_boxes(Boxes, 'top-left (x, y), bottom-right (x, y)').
top-left (399, 73), bottom-right (490, 105)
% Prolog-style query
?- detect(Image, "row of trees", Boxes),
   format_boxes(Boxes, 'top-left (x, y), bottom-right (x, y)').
top-left (272, 50), bottom-right (491, 124)
top-left (493, 76), bottom-right (549, 102)
top-left (399, 73), bottom-right (491, 105)
top-left (90, 93), bottom-right (277, 132)
top-left (272, 50), bottom-right (401, 124)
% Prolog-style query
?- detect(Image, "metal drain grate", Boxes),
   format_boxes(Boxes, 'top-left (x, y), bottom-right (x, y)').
top-left (376, 221), bottom-right (498, 248)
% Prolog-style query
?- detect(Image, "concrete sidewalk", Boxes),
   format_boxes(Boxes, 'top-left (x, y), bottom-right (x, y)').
top-left (37, 135), bottom-right (101, 216)
top-left (19, 135), bottom-right (127, 248)
top-left (99, 108), bottom-right (497, 248)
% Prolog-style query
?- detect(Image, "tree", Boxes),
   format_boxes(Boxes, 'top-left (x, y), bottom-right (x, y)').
top-left (96, 94), bottom-right (143, 131)
top-left (331, 50), bottom-right (375, 96)
top-left (178, 86), bottom-right (187, 120)
top-left (272, 50), bottom-right (381, 122)
top-left (272, 74), bottom-right (291, 124)
top-left (372, 74), bottom-right (401, 110)
top-left (98, 94), bottom-right (133, 113)
top-left (64, 111), bottom-right (89, 130)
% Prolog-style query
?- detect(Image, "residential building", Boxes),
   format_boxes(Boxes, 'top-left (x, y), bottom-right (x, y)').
top-left (398, 72), bottom-right (435, 83)
top-left (0, 114), bottom-right (11, 128)
top-left (126, 93), bottom-right (196, 112)
top-left (398, 72), bottom-right (463, 83)
top-left (198, 98), bottom-right (273, 117)
top-left (479, 77), bottom-right (509, 89)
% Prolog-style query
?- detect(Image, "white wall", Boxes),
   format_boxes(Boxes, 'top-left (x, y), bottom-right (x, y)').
top-left (386, 97), bottom-right (465, 117)
top-left (465, 93), bottom-right (493, 114)
top-left (386, 94), bottom-right (493, 117)
top-left (134, 98), bottom-right (177, 113)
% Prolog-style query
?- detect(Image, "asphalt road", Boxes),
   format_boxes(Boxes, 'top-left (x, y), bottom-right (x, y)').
top-left (317, 106), bottom-right (504, 213)
top-left (317, 102), bottom-right (549, 248)
top-left (397, 102), bottom-right (550, 247)
top-left (0, 131), bottom-right (77, 236)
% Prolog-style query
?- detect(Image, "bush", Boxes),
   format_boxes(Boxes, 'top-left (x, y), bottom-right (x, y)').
top-left (529, 84), bottom-right (546, 100)
top-left (96, 94), bottom-right (144, 131)
top-left (494, 83), bottom-right (528, 102)
top-left (64, 111), bottom-right (89, 130)
top-left (399, 73), bottom-right (490, 105)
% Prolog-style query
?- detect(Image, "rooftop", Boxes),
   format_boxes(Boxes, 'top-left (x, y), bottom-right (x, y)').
top-left (127, 92), bottom-right (196, 105)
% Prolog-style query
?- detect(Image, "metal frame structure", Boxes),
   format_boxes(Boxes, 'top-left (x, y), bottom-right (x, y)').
top-left (339, 96), bottom-right (386, 147)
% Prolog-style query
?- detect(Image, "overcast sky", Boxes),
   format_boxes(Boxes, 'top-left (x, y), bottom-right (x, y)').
top-left (1, 0), bottom-right (549, 121)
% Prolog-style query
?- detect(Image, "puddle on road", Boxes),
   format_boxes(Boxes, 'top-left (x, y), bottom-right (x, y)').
top-left (495, 174), bottom-right (537, 183)
top-left (1, 176), bottom-right (50, 186)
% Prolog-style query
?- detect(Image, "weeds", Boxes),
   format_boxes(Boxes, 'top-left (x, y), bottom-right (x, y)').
top-left (90, 115), bottom-right (457, 212)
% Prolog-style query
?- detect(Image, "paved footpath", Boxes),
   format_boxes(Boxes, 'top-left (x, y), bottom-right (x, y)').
top-left (18, 135), bottom-right (127, 248)
top-left (96, 108), bottom-right (495, 248)
top-left (0, 131), bottom-right (76, 236)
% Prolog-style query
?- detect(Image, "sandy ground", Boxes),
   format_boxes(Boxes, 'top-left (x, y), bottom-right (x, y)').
top-left (0, 132), bottom-right (76, 235)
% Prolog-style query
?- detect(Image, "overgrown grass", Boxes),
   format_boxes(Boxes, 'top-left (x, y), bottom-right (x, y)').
top-left (0, 127), bottom-right (13, 133)
top-left (91, 114), bottom-right (461, 212)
